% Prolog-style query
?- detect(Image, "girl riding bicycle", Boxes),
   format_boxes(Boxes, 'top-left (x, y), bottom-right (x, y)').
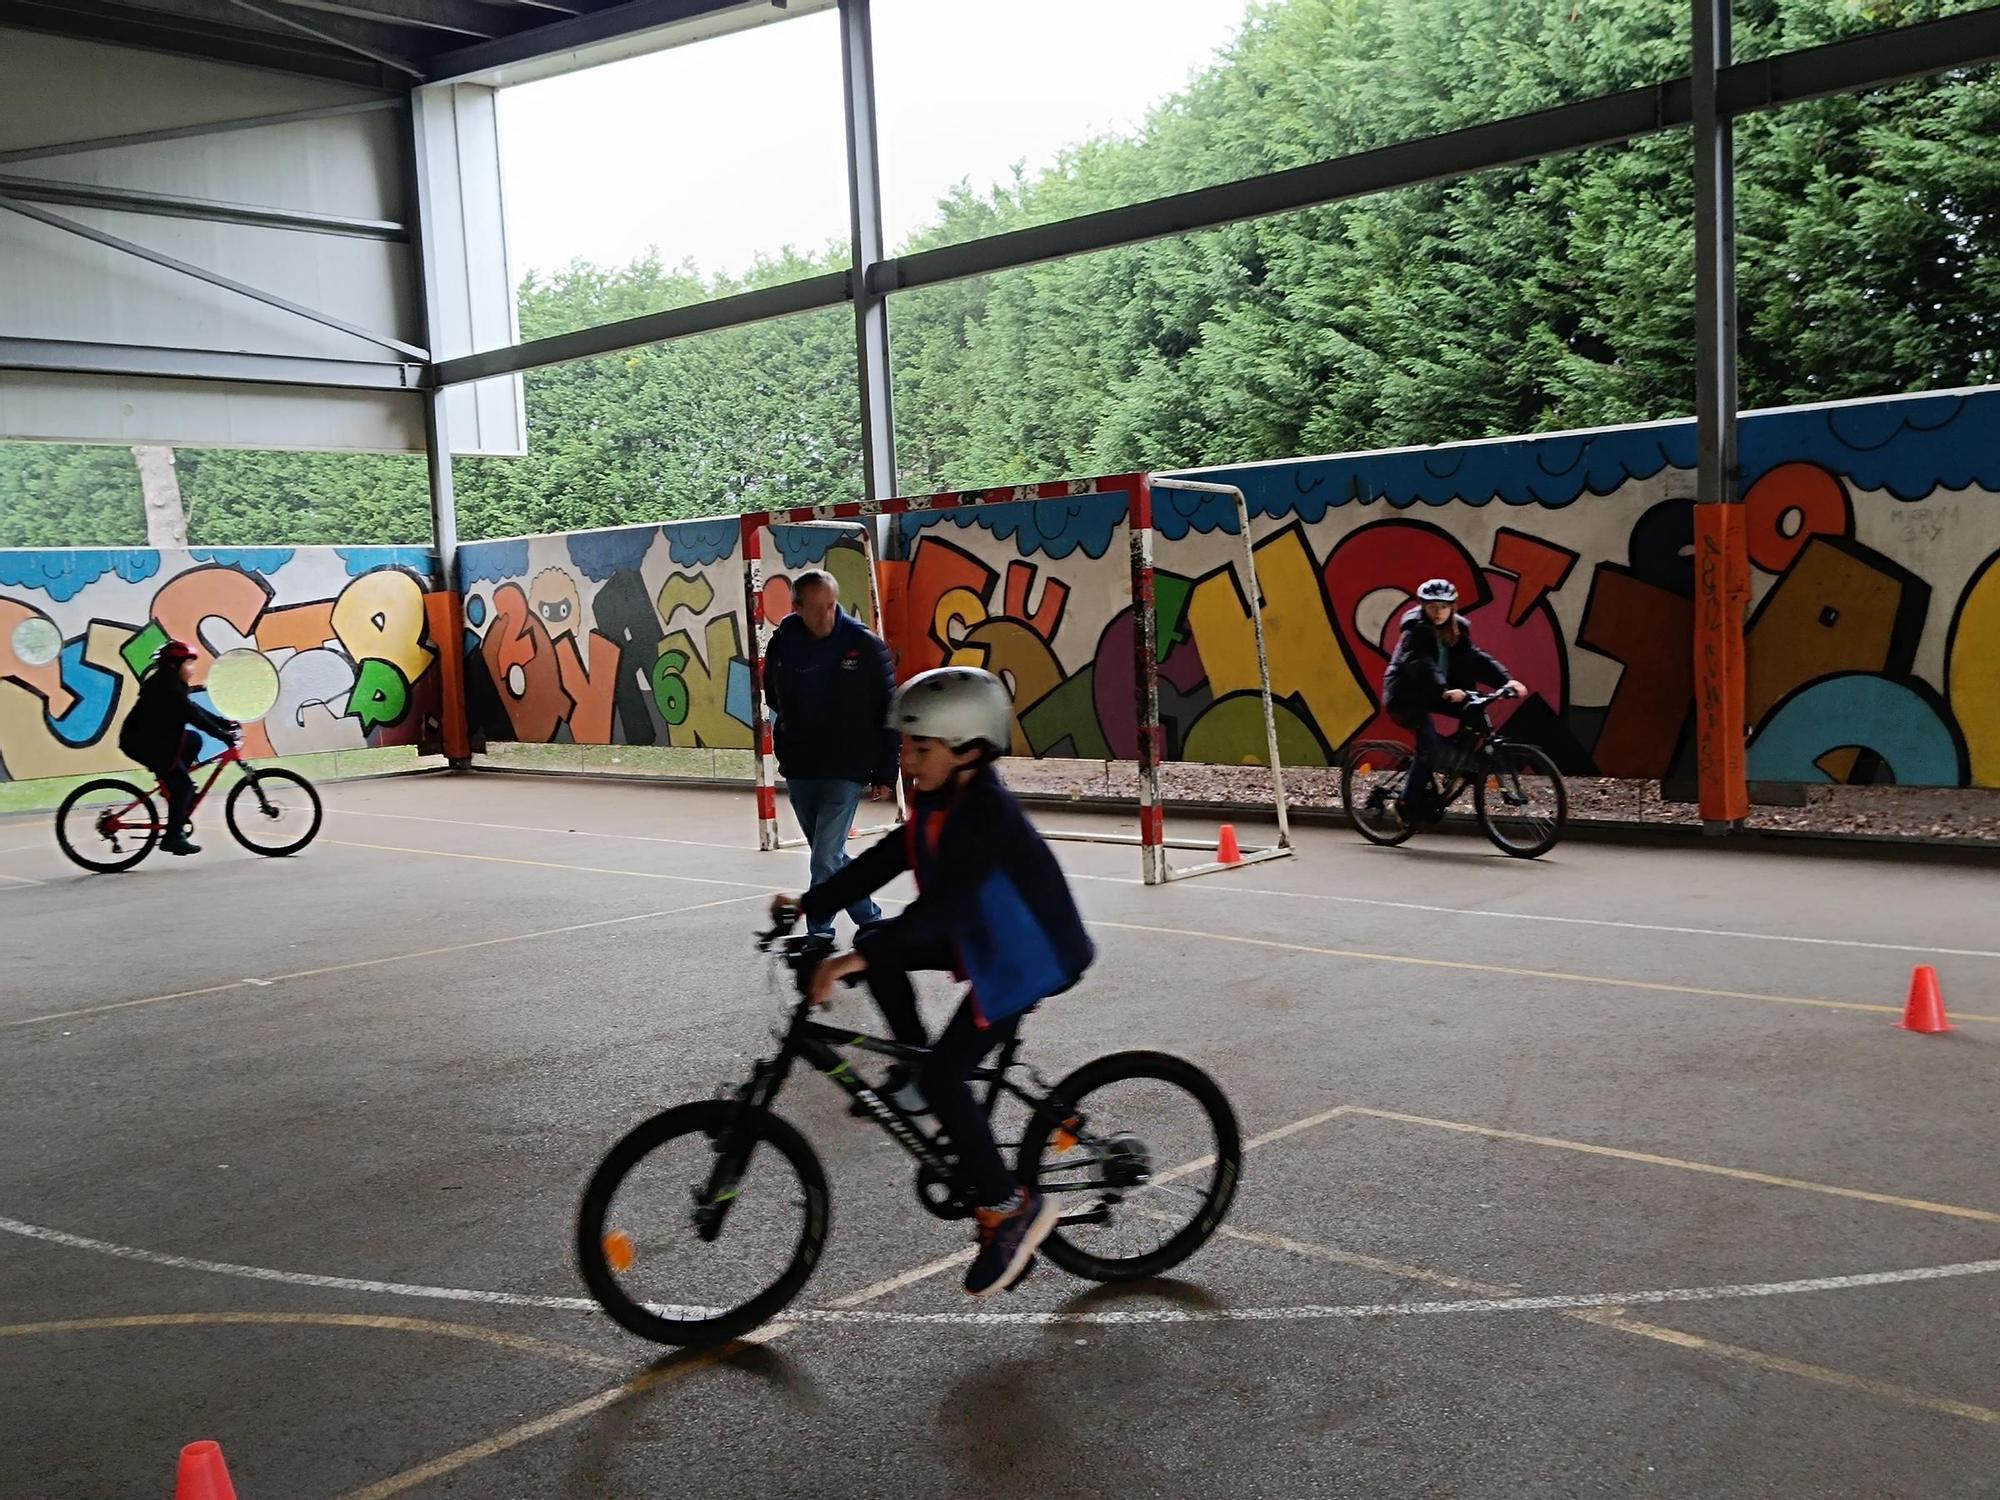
top-left (1382, 580), bottom-right (1525, 826)
top-left (116, 640), bottom-right (239, 856)
top-left (773, 666), bottom-right (1093, 1298)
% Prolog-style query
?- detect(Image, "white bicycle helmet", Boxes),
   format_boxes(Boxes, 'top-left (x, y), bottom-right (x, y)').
top-left (887, 667), bottom-right (1013, 754)
top-left (1416, 578), bottom-right (1459, 604)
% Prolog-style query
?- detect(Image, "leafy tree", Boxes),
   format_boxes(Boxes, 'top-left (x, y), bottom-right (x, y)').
top-left (1, 0), bottom-right (1992, 543)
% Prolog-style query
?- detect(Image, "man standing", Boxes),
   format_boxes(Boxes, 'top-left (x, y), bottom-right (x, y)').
top-left (764, 569), bottom-right (899, 937)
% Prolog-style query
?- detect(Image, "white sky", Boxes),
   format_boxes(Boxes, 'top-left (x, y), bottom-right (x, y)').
top-left (496, 0), bottom-right (1251, 282)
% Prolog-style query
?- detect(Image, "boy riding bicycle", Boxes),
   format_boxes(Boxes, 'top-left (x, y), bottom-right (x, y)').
top-left (772, 666), bottom-right (1093, 1297)
top-left (1381, 579), bottom-right (1525, 826)
top-left (116, 640), bottom-right (240, 856)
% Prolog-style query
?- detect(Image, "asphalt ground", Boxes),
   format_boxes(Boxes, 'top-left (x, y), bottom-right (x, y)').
top-left (2, 770), bottom-right (1996, 1499)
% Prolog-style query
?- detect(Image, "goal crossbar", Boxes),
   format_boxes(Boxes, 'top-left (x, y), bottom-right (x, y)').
top-left (742, 475), bottom-right (1294, 885)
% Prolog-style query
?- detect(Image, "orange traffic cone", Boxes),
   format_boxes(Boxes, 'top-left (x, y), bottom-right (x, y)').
top-left (1897, 965), bottom-right (1953, 1034)
top-left (1216, 825), bottom-right (1242, 865)
top-left (175, 1441), bottom-right (238, 1500)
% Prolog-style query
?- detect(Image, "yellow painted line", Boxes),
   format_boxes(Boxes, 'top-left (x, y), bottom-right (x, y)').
top-left (332, 1329), bottom-right (786, 1500)
top-left (325, 837), bottom-right (774, 892)
top-left (0, 1311), bottom-right (623, 1371)
top-left (1345, 1106), bottom-right (2000, 1225)
top-left (1579, 1311), bottom-right (2000, 1426)
top-left (2, 893), bottom-right (763, 1030)
top-left (332, 1099), bottom-right (1360, 1496)
top-left (1202, 1216), bottom-right (2000, 1426)
top-left (1090, 919), bottom-right (2000, 1026)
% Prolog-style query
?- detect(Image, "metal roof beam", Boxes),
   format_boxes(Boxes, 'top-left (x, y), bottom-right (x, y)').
top-left (215, 0), bottom-right (426, 75)
top-left (0, 0), bottom-right (400, 85)
top-left (250, 0), bottom-right (527, 40)
top-left (0, 100), bottom-right (403, 169)
top-left (0, 172), bottom-right (407, 239)
top-left (434, 270), bottom-right (849, 385)
top-left (0, 337), bottom-right (425, 389)
top-left (426, 0), bottom-right (786, 82)
top-left (0, 193), bottom-right (429, 359)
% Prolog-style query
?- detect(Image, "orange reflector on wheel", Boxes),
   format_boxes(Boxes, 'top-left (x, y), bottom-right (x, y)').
top-left (603, 1230), bottom-right (635, 1272)
top-left (1356, 761), bottom-right (1373, 775)
top-left (1052, 1117), bottom-right (1081, 1154)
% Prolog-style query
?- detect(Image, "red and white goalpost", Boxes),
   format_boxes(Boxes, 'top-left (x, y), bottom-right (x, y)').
top-left (742, 475), bottom-right (1293, 885)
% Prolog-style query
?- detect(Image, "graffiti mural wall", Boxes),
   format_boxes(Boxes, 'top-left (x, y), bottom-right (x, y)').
top-left (895, 388), bottom-right (2000, 788)
top-left (457, 520), bottom-right (756, 751)
top-left (454, 387), bottom-right (1998, 789)
top-left (0, 546), bottom-right (447, 782)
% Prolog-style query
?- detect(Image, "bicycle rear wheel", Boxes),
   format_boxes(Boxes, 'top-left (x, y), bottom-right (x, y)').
top-left (54, 778), bottom-right (161, 872)
top-left (225, 768), bottom-right (322, 856)
top-left (1475, 741), bottom-right (1567, 858)
top-left (1341, 740), bottom-right (1419, 846)
top-left (577, 1099), bottom-right (828, 1346)
top-left (1018, 1051), bottom-right (1240, 1282)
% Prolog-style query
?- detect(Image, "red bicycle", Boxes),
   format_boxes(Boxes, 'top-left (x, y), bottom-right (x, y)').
top-left (54, 744), bottom-right (323, 873)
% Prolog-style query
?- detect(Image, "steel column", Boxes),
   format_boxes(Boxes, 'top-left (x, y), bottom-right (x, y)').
top-left (1692, 0), bottom-right (1748, 832)
top-left (838, 0), bottom-right (896, 499)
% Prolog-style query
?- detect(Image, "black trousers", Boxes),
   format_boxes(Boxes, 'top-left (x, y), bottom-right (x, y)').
top-left (863, 938), bottom-right (1023, 1208)
top-left (157, 730), bottom-right (199, 841)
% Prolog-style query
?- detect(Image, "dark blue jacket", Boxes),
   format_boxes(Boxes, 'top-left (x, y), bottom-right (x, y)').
top-left (1381, 608), bottom-right (1510, 724)
top-left (765, 611), bottom-right (899, 787)
top-left (803, 764), bottom-right (1094, 1025)
top-left (117, 666), bottom-right (236, 773)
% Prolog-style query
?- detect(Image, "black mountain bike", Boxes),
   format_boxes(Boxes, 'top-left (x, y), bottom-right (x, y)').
top-left (1341, 687), bottom-right (1568, 858)
top-left (575, 919), bottom-right (1242, 1347)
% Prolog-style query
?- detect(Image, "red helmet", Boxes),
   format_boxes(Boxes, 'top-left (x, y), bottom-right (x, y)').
top-left (155, 639), bottom-right (197, 665)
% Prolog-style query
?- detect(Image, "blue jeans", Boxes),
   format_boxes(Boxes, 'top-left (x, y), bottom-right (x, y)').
top-left (786, 776), bottom-right (883, 936)
top-left (1396, 705), bottom-right (1471, 813)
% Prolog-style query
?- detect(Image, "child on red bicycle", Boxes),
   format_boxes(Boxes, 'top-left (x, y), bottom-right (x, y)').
top-left (117, 640), bottom-right (239, 856)
top-left (773, 666), bottom-right (1094, 1298)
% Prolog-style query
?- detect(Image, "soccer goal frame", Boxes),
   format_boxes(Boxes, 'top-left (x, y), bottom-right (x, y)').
top-left (742, 475), bottom-right (1293, 885)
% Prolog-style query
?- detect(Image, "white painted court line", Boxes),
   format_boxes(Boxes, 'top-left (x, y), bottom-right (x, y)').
top-left (1070, 873), bottom-right (2000, 962)
top-left (332, 806), bottom-right (758, 855)
top-left (2, 893), bottom-right (764, 1030)
top-left (1345, 1106), bottom-right (2000, 1225)
top-left (324, 838), bottom-right (775, 892)
top-left (0, 871), bottom-right (43, 887)
top-left (10, 1210), bottom-right (1990, 1330)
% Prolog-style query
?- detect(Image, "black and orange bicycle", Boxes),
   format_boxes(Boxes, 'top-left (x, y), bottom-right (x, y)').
top-left (54, 743), bottom-right (323, 872)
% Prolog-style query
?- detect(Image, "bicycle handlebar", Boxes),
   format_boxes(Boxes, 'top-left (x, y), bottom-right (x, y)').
top-left (1455, 686), bottom-right (1520, 710)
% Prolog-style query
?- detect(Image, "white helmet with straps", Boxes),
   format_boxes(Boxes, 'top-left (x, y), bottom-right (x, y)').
top-left (887, 667), bottom-right (1013, 754)
top-left (1416, 578), bottom-right (1459, 604)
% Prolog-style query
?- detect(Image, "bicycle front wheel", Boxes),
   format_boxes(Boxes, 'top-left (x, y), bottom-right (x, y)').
top-left (1341, 740), bottom-right (1419, 846)
top-left (577, 1099), bottom-right (829, 1347)
top-left (225, 768), bottom-right (322, 856)
top-left (54, 778), bottom-right (161, 873)
top-left (1019, 1051), bottom-right (1241, 1283)
top-left (1475, 742), bottom-right (1567, 858)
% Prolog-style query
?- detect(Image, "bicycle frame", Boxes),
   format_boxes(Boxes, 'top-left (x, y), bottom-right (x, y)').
top-left (694, 970), bottom-right (1093, 1240)
top-left (98, 744), bottom-right (248, 832)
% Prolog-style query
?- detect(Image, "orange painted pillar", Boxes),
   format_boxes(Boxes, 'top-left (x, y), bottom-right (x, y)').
top-left (424, 589), bottom-right (473, 763)
top-left (1692, 505), bottom-right (1749, 827)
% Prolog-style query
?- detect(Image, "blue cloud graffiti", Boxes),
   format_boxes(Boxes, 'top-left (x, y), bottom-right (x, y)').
top-left (336, 546), bottom-right (437, 580)
top-left (666, 518), bottom-right (739, 568)
top-left (455, 539), bottom-right (532, 585)
top-left (567, 526), bottom-right (660, 582)
top-left (0, 549), bottom-right (160, 603)
top-left (896, 493), bottom-right (1128, 561)
top-left (770, 524), bottom-right (848, 569)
